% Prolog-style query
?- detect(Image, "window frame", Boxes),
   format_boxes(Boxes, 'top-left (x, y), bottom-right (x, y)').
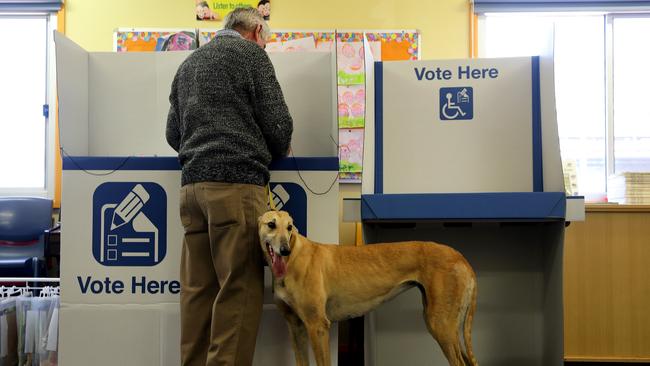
top-left (0, 12), bottom-right (57, 199)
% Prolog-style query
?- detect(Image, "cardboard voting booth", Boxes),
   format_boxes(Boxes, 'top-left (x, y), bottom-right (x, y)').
top-left (55, 32), bottom-right (339, 366)
top-left (360, 43), bottom-right (584, 366)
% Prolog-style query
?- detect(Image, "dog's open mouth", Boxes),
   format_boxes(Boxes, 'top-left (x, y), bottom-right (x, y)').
top-left (267, 243), bottom-right (288, 278)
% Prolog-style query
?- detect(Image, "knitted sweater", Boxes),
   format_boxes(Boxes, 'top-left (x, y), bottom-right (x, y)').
top-left (166, 30), bottom-right (293, 186)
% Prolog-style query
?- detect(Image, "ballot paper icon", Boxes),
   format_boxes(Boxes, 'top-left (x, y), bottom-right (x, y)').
top-left (92, 182), bottom-right (167, 266)
top-left (269, 183), bottom-right (307, 236)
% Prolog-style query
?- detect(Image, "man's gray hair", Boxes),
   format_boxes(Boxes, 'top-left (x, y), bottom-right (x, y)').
top-left (223, 7), bottom-right (270, 41)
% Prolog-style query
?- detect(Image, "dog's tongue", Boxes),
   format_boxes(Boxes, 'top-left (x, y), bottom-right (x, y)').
top-left (272, 256), bottom-right (287, 278)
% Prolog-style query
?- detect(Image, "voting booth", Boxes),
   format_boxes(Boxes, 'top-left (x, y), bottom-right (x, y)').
top-left (55, 32), bottom-right (339, 366)
top-left (359, 45), bottom-right (584, 365)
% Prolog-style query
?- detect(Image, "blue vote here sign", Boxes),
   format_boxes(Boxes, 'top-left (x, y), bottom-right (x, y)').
top-left (269, 182), bottom-right (308, 236)
top-left (92, 182), bottom-right (167, 266)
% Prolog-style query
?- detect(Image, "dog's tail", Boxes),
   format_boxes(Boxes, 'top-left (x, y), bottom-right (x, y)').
top-left (462, 275), bottom-right (478, 366)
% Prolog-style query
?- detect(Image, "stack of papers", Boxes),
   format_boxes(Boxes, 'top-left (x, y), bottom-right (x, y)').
top-left (563, 160), bottom-right (579, 196)
top-left (608, 172), bottom-right (650, 204)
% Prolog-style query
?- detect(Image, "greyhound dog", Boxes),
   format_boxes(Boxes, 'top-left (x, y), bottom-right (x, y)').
top-left (258, 210), bottom-right (478, 366)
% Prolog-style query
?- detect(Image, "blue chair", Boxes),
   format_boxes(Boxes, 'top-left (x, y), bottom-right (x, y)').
top-left (0, 197), bottom-right (54, 277)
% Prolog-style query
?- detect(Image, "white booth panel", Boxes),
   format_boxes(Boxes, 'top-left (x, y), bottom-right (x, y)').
top-left (88, 52), bottom-right (188, 156)
top-left (539, 53), bottom-right (565, 192)
top-left (54, 32), bottom-right (89, 156)
top-left (60, 158), bottom-right (339, 366)
top-left (380, 58), bottom-right (534, 194)
top-left (55, 34), bottom-right (337, 158)
top-left (270, 52), bottom-right (338, 157)
top-left (59, 303), bottom-right (338, 366)
top-left (59, 304), bottom-right (163, 366)
top-left (361, 41), bottom-right (377, 195)
top-left (363, 222), bottom-right (564, 366)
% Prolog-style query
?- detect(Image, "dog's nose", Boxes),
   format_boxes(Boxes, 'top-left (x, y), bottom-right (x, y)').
top-left (280, 245), bottom-right (291, 256)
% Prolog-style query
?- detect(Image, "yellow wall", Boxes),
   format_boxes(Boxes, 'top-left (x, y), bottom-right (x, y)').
top-left (64, 0), bottom-right (470, 59)
top-left (63, 0), bottom-right (470, 244)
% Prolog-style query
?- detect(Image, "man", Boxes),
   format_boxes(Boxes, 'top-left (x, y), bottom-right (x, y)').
top-left (166, 7), bottom-right (293, 366)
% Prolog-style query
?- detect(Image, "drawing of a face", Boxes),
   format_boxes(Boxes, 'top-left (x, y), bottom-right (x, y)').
top-left (258, 3), bottom-right (270, 16)
top-left (196, 5), bottom-right (208, 19)
top-left (257, 1), bottom-right (270, 19)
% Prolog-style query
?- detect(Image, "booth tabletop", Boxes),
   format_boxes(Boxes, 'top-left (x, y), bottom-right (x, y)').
top-left (361, 192), bottom-right (567, 222)
top-left (62, 156), bottom-right (339, 171)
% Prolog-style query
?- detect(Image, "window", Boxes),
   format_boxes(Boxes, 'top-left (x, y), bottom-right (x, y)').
top-left (480, 12), bottom-right (650, 201)
top-left (612, 16), bottom-right (650, 174)
top-left (0, 14), bottom-right (56, 196)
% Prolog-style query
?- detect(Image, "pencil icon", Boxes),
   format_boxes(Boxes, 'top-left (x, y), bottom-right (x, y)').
top-left (110, 184), bottom-right (150, 230)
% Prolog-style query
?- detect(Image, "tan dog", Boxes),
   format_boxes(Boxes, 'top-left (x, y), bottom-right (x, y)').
top-left (258, 210), bottom-right (478, 366)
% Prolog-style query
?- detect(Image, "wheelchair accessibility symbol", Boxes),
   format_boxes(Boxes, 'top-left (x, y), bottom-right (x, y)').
top-left (439, 87), bottom-right (473, 121)
top-left (92, 182), bottom-right (167, 266)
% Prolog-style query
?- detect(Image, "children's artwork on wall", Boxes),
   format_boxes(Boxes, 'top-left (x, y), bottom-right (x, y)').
top-left (265, 32), bottom-right (334, 52)
top-left (268, 36), bottom-right (316, 53)
top-left (199, 31), bottom-right (334, 52)
top-left (115, 30), bottom-right (197, 52)
top-left (336, 33), bottom-right (365, 85)
top-left (264, 40), bottom-right (283, 52)
top-left (198, 30), bottom-right (216, 46)
top-left (338, 85), bottom-right (365, 128)
top-left (365, 32), bottom-right (419, 61)
top-left (194, 0), bottom-right (269, 21)
top-left (339, 129), bottom-right (364, 174)
top-left (333, 30), bottom-right (418, 182)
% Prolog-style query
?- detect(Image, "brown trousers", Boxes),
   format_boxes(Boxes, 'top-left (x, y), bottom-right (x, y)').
top-left (179, 182), bottom-right (267, 366)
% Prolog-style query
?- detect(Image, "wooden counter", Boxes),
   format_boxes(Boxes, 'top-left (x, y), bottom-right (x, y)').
top-left (564, 204), bottom-right (650, 362)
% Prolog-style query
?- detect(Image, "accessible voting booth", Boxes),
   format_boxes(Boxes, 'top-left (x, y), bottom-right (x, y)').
top-left (358, 44), bottom-right (584, 365)
top-left (55, 32), bottom-right (339, 366)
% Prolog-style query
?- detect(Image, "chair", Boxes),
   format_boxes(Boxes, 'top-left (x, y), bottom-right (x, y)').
top-left (0, 197), bottom-right (54, 277)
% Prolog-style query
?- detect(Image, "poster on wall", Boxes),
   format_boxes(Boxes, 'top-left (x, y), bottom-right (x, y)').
top-left (114, 29), bottom-right (197, 52)
top-left (194, 0), bottom-right (270, 21)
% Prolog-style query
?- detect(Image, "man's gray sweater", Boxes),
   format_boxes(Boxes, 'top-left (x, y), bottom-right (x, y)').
top-left (166, 30), bottom-right (293, 186)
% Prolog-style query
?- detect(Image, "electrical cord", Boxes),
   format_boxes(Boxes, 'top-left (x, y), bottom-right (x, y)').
top-left (60, 147), bottom-right (134, 176)
top-left (286, 134), bottom-right (340, 196)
